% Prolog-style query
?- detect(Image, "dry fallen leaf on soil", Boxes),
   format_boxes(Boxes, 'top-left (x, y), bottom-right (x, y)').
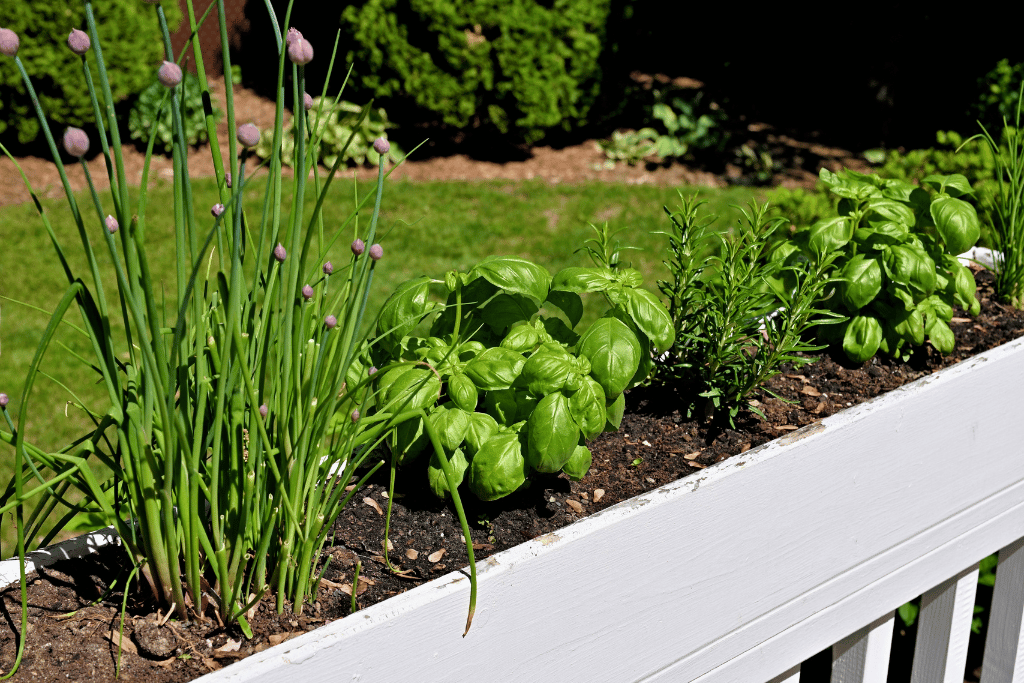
top-left (951, 317), bottom-right (972, 323)
top-left (216, 639), bottom-right (241, 653)
top-left (738, 442), bottom-right (751, 453)
top-left (105, 630), bottom-right (138, 655)
top-left (566, 499), bottom-right (583, 513)
top-left (799, 385), bottom-right (821, 397)
top-left (593, 489), bottom-right (605, 502)
top-left (405, 548), bottom-right (419, 560)
top-left (776, 425), bottom-right (799, 431)
top-left (682, 451), bottom-right (700, 461)
top-left (363, 497), bottom-right (383, 515)
top-left (268, 633), bottom-right (294, 646)
top-left (472, 543), bottom-right (494, 551)
top-left (428, 548), bottom-right (446, 563)
top-left (383, 538), bottom-right (394, 552)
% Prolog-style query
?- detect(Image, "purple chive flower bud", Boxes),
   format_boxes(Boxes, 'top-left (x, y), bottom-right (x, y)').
top-left (67, 29), bottom-right (90, 55)
top-left (286, 27), bottom-right (303, 46)
top-left (369, 244), bottom-right (384, 261)
top-left (324, 315), bottom-right (338, 329)
top-left (351, 409), bottom-right (360, 423)
top-left (301, 284), bottom-right (314, 300)
top-left (303, 92), bottom-right (314, 111)
top-left (224, 172), bottom-right (232, 188)
top-left (323, 261), bottom-right (334, 275)
top-left (63, 127), bottom-right (89, 158)
top-left (373, 137), bottom-right (390, 156)
top-left (368, 366), bottom-right (377, 376)
top-left (259, 404), bottom-right (268, 418)
top-left (237, 123), bottom-right (260, 148)
top-left (105, 215), bottom-right (118, 234)
top-left (157, 61), bottom-right (182, 88)
top-left (211, 203), bottom-right (225, 218)
top-left (273, 243), bottom-right (287, 263)
top-left (350, 238), bottom-right (365, 256)
top-left (0, 28), bottom-right (19, 57)
top-left (0, 393), bottom-right (9, 408)
top-left (288, 37), bottom-right (313, 65)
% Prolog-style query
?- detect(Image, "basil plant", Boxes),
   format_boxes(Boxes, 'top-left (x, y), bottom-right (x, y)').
top-left (787, 168), bottom-right (982, 362)
top-left (371, 254), bottom-right (673, 502)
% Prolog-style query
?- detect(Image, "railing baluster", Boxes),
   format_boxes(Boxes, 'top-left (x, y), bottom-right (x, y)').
top-left (831, 612), bottom-right (895, 683)
top-left (982, 536), bottom-right (1024, 683)
top-left (911, 562), bottom-right (980, 683)
top-left (767, 664), bottom-right (801, 683)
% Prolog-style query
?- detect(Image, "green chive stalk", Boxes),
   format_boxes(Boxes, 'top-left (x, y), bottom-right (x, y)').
top-left (0, 1), bottom-right (479, 674)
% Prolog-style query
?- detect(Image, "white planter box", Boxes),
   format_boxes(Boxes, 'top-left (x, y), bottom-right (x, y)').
top-left (5, 334), bottom-right (1024, 682)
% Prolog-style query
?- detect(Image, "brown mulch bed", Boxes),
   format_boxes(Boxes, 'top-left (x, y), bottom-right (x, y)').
top-left (2, 268), bottom-right (1022, 682)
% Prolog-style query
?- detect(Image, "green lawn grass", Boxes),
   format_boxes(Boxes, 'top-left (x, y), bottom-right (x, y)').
top-left (0, 171), bottom-right (760, 550)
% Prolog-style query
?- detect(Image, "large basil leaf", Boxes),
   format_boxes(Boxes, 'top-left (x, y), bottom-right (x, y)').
top-left (840, 254), bottom-right (883, 310)
top-left (865, 198), bottom-right (916, 227)
top-left (467, 433), bottom-right (527, 501)
top-left (550, 267), bottom-right (617, 293)
top-left (806, 216), bottom-right (854, 255)
top-left (919, 295), bottom-right (955, 354)
top-left (604, 392), bottom-right (625, 432)
top-left (544, 290), bottom-right (584, 328)
top-left (500, 322), bottom-right (542, 353)
top-left (876, 300), bottom-right (925, 347)
top-left (379, 366), bottom-right (441, 412)
top-left (842, 315), bottom-right (883, 363)
top-left (520, 352), bottom-right (576, 396)
top-left (429, 404), bottom-right (470, 452)
top-left (623, 287), bottom-right (674, 353)
top-left (479, 293), bottom-right (539, 333)
top-left (377, 277), bottom-right (432, 352)
top-left (429, 277), bottom-right (498, 337)
top-left (819, 167), bottom-right (882, 200)
top-left (880, 178), bottom-right (917, 202)
top-left (541, 316), bottom-right (581, 347)
top-left (427, 447), bottom-right (469, 499)
top-left (447, 372), bottom-right (478, 412)
top-left (562, 444), bottom-right (592, 482)
top-left (483, 388), bottom-right (518, 425)
top-left (951, 262), bottom-right (980, 314)
top-left (391, 416), bottom-right (429, 465)
top-left (577, 316), bottom-right (642, 400)
top-left (464, 411), bottom-right (500, 455)
top-left (526, 392), bottom-right (580, 473)
top-left (472, 255), bottom-right (551, 303)
top-left (884, 244), bottom-right (936, 296)
top-left (569, 376), bottom-right (607, 440)
top-left (616, 268), bottom-right (644, 288)
top-left (922, 174), bottom-right (974, 198)
top-left (930, 194), bottom-right (981, 255)
top-left (464, 347), bottom-right (526, 391)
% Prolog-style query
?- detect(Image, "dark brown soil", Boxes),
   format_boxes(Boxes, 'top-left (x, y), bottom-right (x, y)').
top-left (3, 267), bottom-right (1023, 681)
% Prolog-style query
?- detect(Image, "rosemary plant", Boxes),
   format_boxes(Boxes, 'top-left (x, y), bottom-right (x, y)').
top-left (0, 1), bottom-right (476, 675)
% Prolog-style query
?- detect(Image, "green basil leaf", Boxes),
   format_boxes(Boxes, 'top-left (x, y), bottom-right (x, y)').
top-left (884, 244), bottom-right (936, 295)
top-left (500, 322), bottom-right (540, 353)
top-left (427, 447), bottom-right (469, 499)
top-left (447, 373), bottom-right (479, 412)
top-left (550, 267), bottom-right (618, 293)
top-left (376, 277), bottom-right (431, 353)
top-left (604, 392), bottom-right (625, 432)
top-left (616, 268), bottom-right (644, 288)
top-left (545, 290), bottom-right (584, 328)
top-left (926, 315), bottom-right (955, 353)
top-left (562, 444), bottom-right (592, 482)
top-left (930, 195), bottom-right (981, 255)
top-left (520, 353), bottom-right (576, 396)
top-left (569, 376), bottom-right (607, 440)
top-left (483, 388), bottom-right (518, 426)
top-left (514, 390), bottom-right (540, 423)
top-left (840, 254), bottom-right (883, 310)
top-left (877, 300), bottom-right (925, 347)
top-left (471, 255), bottom-right (551, 303)
top-left (479, 293), bottom-right (539, 333)
top-left (807, 216), bottom-right (854, 255)
top-left (468, 433), bottom-right (527, 501)
top-left (379, 366), bottom-right (441, 412)
top-left (952, 262), bottom-right (979, 312)
top-left (541, 316), bottom-right (581, 347)
top-left (464, 411), bottom-right (500, 455)
top-left (880, 178), bottom-right (917, 202)
top-left (429, 277), bottom-right (498, 338)
top-left (390, 415), bottom-right (429, 465)
top-left (526, 392), bottom-right (580, 473)
top-left (429, 404), bottom-right (470, 452)
top-left (842, 315), bottom-right (883, 363)
top-left (577, 317), bottom-right (642, 400)
top-left (623, 287), bottom-right (674, 353)
top-left (464, 347), bottom-right (526, 391)
top-left (922, 173), bottom-right (974, 198)
top-left (865, 198), bottom-right (915, 226)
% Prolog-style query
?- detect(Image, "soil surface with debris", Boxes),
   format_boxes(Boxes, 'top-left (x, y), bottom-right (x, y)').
top-left (2, 268), bottom-right (1021, 681)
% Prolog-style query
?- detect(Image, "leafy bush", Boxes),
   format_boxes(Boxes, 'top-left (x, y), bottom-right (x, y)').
top-left (792, 169), bottom-right (981, 362)
top-left (370, 231), bottom-right (673, 503)
top-left (128, 71), bottom-right (220, 154)
top-left (339, 0), bottom-right (612, 143)
top-left (654, 196), bottom-right (842, 422)
top-left (255, 96), bottom-right (402, 167)
top-left (0, 0), bottom-right (181, 145)
top-left (972, 59), bottom-right (1024, 134)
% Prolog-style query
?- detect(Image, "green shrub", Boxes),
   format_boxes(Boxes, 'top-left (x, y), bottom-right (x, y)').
top-left (972, 59), bottom-right (1024, 133)
top-left (0, 1), bottom-right (181, 145)
top-left (128, 71), bottom-right (220, 154)
top-left (339, 0), bottom-right (612, 143)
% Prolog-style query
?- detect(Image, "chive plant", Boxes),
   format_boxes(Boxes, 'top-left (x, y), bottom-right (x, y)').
top-left (969, 83), bottom-right (1024, 307)
top-left (0, 0), bottom-right (478, 674)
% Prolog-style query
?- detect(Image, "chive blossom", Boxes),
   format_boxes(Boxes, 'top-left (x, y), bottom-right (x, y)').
top-left (211, 203), bottom-right (225, 218)
top-left (259, 404), bottom-right (268, 418)
top-left (62, 127), bottom-right (89, 158)
top-left (323, 261), bottom-right (334, 275)
top-left (351, 409), bottom-right (360, 423)
top-left (105, 215), bottom-right (118, 234)
top-left (324, 315), bottom-right (338, 329)
top-left (288, 37), bottom-right (313, 65)
top-left (0, 28), bottom-right (19, 57)
top-left (373, 137), bottom-right (390, 156)
top-left (369, 244), bottom-right (384, 261)
top-left (67, 29), bottom-right (90, 55)
top-left (157, 61), bottom-right (182, 88)
top-left (0, 393), bottom-right (8, 408)
top-left (301, 284), bottom-right (314, 300)
top-left (351, 238), bottom-right (365, 256)
top-left (273, 243), bottom-right (287, 262)
top-left (237, 123), bottom-right (260, 148)
top-left (303, 92), bottom-right (314, 111)
top-left (286, 27), bottom-right (303, 46)
top-left (225, 172), bottom-right (232, 188)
